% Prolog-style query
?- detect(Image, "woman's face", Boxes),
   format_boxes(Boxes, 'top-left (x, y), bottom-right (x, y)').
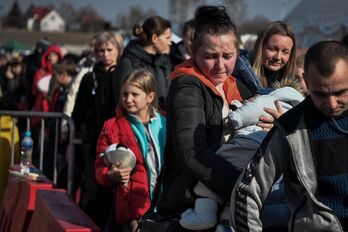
top-left (96, 41), bottom-right (118, 69)
top-left (194, 33), bottom-right (238, 86)
top-left (262, 34), bottom-right (293, 72)
top-left (153, 28), bottom-right (172, 54)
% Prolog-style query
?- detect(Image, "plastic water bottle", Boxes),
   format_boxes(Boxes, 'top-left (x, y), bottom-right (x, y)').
top-left (20, 131), bottom-right (33, 174)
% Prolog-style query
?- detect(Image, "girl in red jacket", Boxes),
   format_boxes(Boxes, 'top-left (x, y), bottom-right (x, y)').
top-left (95, 69), bottom-right (166, 232)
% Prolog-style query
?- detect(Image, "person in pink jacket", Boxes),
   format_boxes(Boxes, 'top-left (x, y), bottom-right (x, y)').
top-left (31, 45), bottom-right (63, 125)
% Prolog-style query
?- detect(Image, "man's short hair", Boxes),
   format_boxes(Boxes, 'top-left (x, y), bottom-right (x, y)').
top-left (304, 40), bottom-right (348, 77)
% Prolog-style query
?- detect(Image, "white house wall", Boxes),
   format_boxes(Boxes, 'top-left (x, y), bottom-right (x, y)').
top-left (40, 10), bottom-right (65, 32)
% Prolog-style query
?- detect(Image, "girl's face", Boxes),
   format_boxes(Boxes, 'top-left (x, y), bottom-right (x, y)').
top-left (121, 83), bottom-right (155, 120)
top-left (194, 33), bottom-right (238, 86)
top-left (262, 34), bottom-right (293, 72)
top-left (153, 28), bottom-right (172, 54)
top-left (96, 41), bottom-right (118, 70)
top-left (48, 52), bottom-right (59, 65)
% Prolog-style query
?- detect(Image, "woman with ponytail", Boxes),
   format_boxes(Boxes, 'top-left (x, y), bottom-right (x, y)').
top-left (112, 16), bottom-right (173, 110)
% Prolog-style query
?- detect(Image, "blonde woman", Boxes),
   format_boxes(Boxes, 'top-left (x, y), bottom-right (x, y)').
top-left (72, 31), bottom-right (124, 229)
top-left (252, 21), bottom-right (296, 88)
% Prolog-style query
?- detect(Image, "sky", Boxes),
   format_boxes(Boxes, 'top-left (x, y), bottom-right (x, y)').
top-left (1, 0), bottom-right (302, 23)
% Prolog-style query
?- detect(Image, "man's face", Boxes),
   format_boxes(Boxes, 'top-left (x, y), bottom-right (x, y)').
top-left (306, 59), bottom-right (348, 118)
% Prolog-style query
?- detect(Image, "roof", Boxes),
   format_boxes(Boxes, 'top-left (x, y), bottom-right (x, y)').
top-left (285, 0), bottom-right (348, 35)
top-left (26, 5), bottom-right (52, 21)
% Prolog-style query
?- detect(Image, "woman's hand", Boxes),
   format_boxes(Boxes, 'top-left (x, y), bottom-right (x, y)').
top-left (107, 162), bottom-right (132, 185)
top-left (257, 100), bottom-right (284, 132)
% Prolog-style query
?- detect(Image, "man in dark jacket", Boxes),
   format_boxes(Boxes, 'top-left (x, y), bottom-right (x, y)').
top-left (232, 41), bottom-right (348, 232)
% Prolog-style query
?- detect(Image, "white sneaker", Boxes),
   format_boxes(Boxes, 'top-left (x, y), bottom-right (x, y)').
top-left (179, 198), bottom-right (218, 230)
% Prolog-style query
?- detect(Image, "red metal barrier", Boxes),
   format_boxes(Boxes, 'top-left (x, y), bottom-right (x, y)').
top-left (27, 189), bottom-right (100, 232)
top-left (0, 164), bottom-right (53, 232)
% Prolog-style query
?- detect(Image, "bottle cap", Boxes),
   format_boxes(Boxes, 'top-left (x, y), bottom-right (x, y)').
top-left (25, 131), bottom-right (31, 137)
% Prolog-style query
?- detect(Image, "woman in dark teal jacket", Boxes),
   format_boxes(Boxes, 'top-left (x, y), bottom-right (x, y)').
top-left (111, 16), bottom-right (173, 110)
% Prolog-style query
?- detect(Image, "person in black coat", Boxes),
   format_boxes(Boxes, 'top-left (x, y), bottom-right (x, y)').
top-left (111, 16), bottom-right (173, 110)
top-left (156, 6), bottom-right (282, 231)
top-left (72, 31), bottom-right (124, 229)
top-left (157, 5), bottom-right (251, 219)
top-left (170, 18), bottom-right (195, 67)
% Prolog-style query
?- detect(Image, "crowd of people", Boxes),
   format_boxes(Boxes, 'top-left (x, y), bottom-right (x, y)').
top-left (1, 4), bottom-right (348, 232)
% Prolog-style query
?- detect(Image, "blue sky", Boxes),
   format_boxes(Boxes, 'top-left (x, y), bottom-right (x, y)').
top-left (1, 0), bottom-right (301, 22)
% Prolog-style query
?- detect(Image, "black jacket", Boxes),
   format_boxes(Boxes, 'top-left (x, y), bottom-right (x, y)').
top-left (72, 62), bottom-right (116, 142)
top-left (157, 71), bottom-right (251, 215)
top-left (111, 40), bottom-right (172, 110)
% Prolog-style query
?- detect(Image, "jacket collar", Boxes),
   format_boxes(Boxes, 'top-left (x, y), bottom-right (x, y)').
top-left (276, 108), bottom-right (333, 211)
top-left (124, 40), bottom-right (170, 67)
top-left (170, 58), bottom-right (242, 103)
top-left (115, 106), bottom-right (158, 123)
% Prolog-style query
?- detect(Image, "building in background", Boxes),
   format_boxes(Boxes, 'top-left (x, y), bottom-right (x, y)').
top-left (285, 0), bottom-right (348, 48)
top-left (25, 5), bottom-right (65, 32)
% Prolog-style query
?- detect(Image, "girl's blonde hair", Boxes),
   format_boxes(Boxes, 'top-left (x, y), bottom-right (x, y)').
top-left (252, 21), bottom-right (296, 87)
top-left (120, 69), bottom-right (158, 112)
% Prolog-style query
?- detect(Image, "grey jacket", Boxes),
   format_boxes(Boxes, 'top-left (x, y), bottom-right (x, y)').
top-left (231, 97), bottom-right (344, 232)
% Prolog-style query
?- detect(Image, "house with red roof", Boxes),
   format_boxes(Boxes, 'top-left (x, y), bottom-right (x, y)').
top-left (25, 5), bottom-right (65, 32)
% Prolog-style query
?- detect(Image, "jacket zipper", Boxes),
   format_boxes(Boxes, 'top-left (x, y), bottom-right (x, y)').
top-left (285, 135), bottom-right (344, 232)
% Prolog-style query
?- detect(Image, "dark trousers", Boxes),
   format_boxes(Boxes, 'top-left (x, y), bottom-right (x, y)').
top-left (79, 141), bottom-right (113, 230)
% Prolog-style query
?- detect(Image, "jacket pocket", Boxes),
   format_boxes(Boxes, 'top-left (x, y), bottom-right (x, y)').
top-left (292, 200), bottom-right (343, 232)
top-left (116, 180), bottom-right (150, 224)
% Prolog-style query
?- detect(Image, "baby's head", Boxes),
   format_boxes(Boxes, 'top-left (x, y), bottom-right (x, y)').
top-left (294, 53), bottom-right (308, 95)
top-left (272, 76), bottom-right (306, 97)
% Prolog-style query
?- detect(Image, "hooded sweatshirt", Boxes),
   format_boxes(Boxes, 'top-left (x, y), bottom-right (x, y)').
top-left (31, 45), bottom-right (62, 126)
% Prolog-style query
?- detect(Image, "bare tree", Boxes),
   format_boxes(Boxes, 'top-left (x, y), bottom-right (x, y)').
top-left (217, 0), bottom-right (247, 25)
top-left (78, 4), bottom-right (107, 32)
top-left (115, 6), bottom-right (157, 33)
top-left (58, 1), bottom-right (78, 30)
top-left (6, 0), bottom-right (22, 28)
top-left (79, 4), bottom-right (99, 20)
top-left (239, 15), bottom-right (270, 34)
